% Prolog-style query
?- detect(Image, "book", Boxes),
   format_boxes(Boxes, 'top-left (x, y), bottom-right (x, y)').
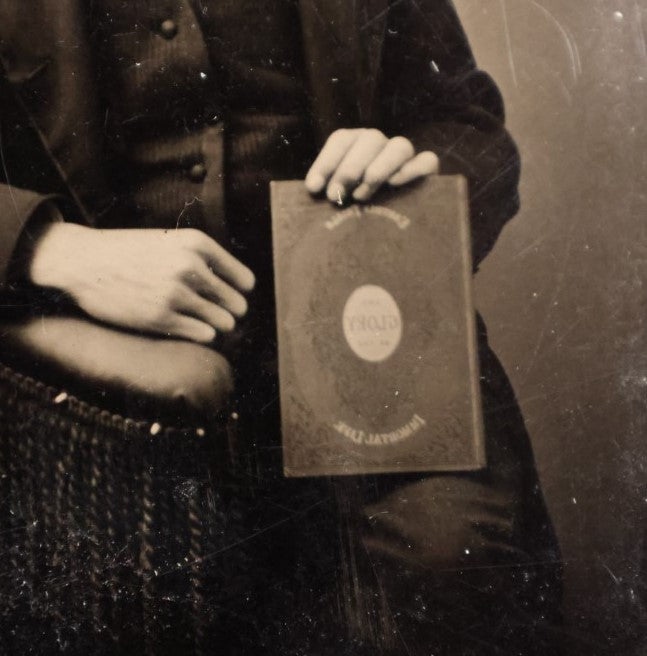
top-left (270, 176), bottom-right (485, 477)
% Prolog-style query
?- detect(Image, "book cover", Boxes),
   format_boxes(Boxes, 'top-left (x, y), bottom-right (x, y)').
top-left (271, 176), bottom-right (485, 477)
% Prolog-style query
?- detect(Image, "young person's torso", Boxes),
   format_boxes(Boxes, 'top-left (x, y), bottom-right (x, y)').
top-left (92, 0), bottom-right (316, 245)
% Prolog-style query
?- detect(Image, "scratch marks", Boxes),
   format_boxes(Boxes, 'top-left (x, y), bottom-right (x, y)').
top-left (632, 0), bottom-right (647, 64)
top-left (175, 196), bottom-right (202, 229)
top-left (156, 498), bottom-right (327, 578)
top-left (497, 0), bottom-right (582, 86)
top-left (359, 0), bottom-right (404, 32)
top-left (521, 221), bottom-right (577, 380)
top-left (0, 131), bottom-right (19, 221)
top-left (529, 0), bottom-right (581, 81)
top-left (603, 563), bottom-right (621, 585)
top-left (498, 0), bottom-right (519, 88)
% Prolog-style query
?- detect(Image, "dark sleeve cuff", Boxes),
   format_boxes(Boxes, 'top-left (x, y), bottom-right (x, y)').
top-left (403, 114), bottom-right (520, 270)
top-left (0, 184), bottom-right (63, 289)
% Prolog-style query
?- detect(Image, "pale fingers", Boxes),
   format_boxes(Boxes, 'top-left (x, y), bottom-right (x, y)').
top-left (352, 136), bottom-right (415, 201)
top-left (169, 314), bottom-right (217, 343)
top-left (190, 233), bottom-right (255, 292)
top-left (387, 151), bottom-right (439, 186)
top-left (325, 129), bottom-right (388, 204)
top-left (305, 129), bottom-right (360, 194)
top-left (191, 262), bottom-right (248, 318)
top-left (178, 290), bottom-right (236, 333)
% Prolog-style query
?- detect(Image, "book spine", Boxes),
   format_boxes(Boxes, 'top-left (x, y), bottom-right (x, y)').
top-left (457, 175), bottom-right (486, 468)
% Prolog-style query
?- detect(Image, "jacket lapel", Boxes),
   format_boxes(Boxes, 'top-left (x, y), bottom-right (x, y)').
top-left (298, 0), bottom-right (389, 144)
top-left (0, 0), bottom-right (109, 222)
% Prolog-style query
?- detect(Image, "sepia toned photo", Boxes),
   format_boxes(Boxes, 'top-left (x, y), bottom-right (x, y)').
top-left (0, 1), bottom-right (644, 654)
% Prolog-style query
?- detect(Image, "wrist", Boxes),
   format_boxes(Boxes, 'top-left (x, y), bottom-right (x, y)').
top-left (28, 221), bottom-right (91, 291)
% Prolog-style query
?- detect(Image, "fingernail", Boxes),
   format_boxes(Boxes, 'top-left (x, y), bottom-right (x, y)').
top-left (326, 184), bottom-right (346, 206)
top-left (305, 172), bottom-right (325, 193)
top-left (352, 183), bottom-right (372, 202)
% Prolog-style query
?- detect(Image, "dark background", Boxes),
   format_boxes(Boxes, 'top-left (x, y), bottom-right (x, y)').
top-left (454, 0), bottom-right (647, 652)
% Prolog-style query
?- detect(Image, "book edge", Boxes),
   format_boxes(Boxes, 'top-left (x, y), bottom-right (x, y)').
top-left (272, 177), bottom-right (487, 477)
top-left (284, 460), bottom-right (485, 478)
top-left (456, 175), bottom-right (487, 469)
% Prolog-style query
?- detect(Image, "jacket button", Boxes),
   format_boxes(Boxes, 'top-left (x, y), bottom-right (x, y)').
top-left (188, 163), bottom-right (207, 182)
top-left (160, 19), bottom-right (178, 40)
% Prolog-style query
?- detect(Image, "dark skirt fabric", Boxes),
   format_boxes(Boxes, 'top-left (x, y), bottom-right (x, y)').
top-left (214, 317), bottom-right (564, 656)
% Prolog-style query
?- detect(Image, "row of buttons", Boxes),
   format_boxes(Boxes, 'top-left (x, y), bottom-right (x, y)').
top-left (157, 19), bottom-right (214, 184)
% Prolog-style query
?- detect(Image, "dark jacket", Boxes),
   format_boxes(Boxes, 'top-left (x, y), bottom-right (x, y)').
top-left (0, 0), bottom-right (519, 281)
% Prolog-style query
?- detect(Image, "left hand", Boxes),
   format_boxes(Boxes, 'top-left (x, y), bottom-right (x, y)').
top-left (305, 128), bottom-right (439, 204)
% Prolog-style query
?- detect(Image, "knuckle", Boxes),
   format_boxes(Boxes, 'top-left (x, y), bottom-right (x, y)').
top-left (176, 253), bottom-right (201, 279)
top-left (178, 227), bottom-right (199, 242)
top-left (163, 281), bottom-right (185, 307)
top-left (179, 227), bottom-right (207, 250)
top-left (365, 128), bottom-right (387, 143)
top-left (390, 136), bottom-right (414, 155)
top-left (329, 128), bottom-right (349, 143)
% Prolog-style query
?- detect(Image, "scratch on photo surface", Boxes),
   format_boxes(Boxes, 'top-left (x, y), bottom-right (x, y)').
top-left (498, 0), bottom-right (518, 88)
top-left (434, 557), bottom-right (567, 574)
top-left (0, 132), bottom-right (19, 220)
top-left (367, 510), bottom-right (390, 520)
top-left (529, 0), bottom-right (581, 80)
top-left (633, 0), bottom-right (647, 63)
top-left (259, 394), bottom-right (279, 414)
top-left (176, 197), bottom-right (202, 229)
top-left (521, 217), bottom-right (580, 380)
top-left (513, 369), bottom-right (619, 409)
top-left (602, 563), bottom-right (620, 585)
top-left (156, 498), bottom-right (326, 578)
top-left (361, 539), bottom-right (413, 656)
top-left (359, 0), bottom-right (405, 31)
top-left (512, 231), bottom-right (555, 260)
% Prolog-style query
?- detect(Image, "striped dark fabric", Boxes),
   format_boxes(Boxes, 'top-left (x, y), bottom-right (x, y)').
top-left (91, 0), bottom-right (315, 247)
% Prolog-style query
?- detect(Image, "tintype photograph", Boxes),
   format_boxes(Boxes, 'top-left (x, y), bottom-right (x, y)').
top-left (0, 1), bottom-right (644, 654)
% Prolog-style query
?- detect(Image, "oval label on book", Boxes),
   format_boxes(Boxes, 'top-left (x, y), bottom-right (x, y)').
top-left (342, 285), bottom-right (402, 362)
